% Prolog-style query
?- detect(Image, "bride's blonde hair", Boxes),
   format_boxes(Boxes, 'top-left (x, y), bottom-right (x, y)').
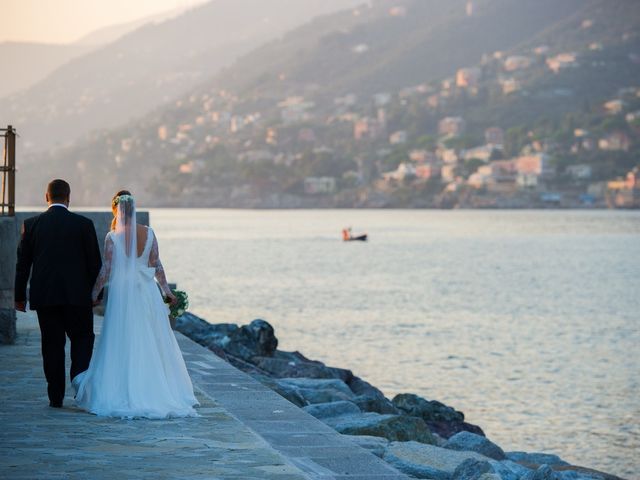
top-left (111, 190), bottom-right (133, 231)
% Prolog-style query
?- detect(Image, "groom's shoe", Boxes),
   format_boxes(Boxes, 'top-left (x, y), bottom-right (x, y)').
top-left (49, 401), bottom-right (63, 408)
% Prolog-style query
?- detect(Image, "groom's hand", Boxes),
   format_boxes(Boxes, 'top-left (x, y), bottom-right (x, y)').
top-left (15, 301), bottom-right (26, 312)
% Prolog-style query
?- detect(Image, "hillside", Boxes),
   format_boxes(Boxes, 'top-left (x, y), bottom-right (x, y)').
top-left (214, 0), bottom-right (589, 100)
top-left (72, 3), bottom-right (201, 47)
top-left (1, 0), bottom-right (359, 153)
top-left (0, 42), bottom-right (91, 99)
top-left (17, 0), bottom-right (640, 208)
top-left (0, 4), bottom-right (202, 100)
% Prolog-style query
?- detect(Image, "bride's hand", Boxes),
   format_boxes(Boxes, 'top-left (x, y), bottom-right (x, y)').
top-left (165, 292), bottom-right (177, 306)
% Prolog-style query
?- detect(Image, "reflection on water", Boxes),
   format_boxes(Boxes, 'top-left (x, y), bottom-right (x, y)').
top-left (152, 209), bottom-right (639, 477)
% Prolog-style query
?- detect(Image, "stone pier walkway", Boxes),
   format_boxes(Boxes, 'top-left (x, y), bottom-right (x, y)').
top-left (0, 312), bottom-right (407, 480)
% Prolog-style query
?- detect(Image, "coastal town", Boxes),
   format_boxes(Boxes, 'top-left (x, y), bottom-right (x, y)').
top-left (143, 44), bottom-right (640, 208)
top-left (19, 3), bottom-right (640, 208)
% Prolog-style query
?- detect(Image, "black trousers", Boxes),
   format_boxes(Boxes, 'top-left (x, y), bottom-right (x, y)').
top-left (36, 305), bottom-right (94, 405)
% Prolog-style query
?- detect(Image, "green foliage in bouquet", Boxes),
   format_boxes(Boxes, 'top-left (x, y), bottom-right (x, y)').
top-left (165, 290), bottom-right (189, 319)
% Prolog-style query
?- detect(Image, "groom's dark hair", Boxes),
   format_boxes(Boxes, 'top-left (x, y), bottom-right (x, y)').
top-left (47, 179), bottom-right (71, 202)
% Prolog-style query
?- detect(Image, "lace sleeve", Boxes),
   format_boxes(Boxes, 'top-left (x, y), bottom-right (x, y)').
top-left (149, 230), bottom-right (172, 297)
top-left (92, 234), bottom-right (113, 302)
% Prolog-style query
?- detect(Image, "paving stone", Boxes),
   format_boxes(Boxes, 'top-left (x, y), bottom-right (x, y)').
top-left (0, 313), bottom-right (308, 480)
top-left (1, 312), bottom-right (410, 479)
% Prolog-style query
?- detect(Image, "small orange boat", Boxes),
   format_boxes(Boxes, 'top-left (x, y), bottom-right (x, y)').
top-left (342, 228), bottom-right (368, 242)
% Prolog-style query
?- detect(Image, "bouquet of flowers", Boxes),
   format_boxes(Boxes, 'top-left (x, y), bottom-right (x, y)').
top-left (165, 289), bottom-right (189, 320)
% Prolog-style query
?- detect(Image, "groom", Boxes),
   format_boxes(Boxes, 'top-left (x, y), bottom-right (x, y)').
top-left (14, 179), bottom-right (102, 408)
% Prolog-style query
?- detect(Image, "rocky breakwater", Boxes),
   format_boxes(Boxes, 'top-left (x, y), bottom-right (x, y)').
top-left (176, 314), bottom-right (626, 480)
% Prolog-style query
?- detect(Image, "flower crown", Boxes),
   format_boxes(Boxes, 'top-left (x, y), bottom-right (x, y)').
top-left (113, 194), bottom-right (134, 206)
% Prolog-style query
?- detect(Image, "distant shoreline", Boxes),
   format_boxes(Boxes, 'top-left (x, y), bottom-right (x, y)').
top-left (15, 206), bottom-right (639, 212)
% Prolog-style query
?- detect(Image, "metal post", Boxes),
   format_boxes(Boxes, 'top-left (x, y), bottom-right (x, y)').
top-left (6, 125), bottom-right (15, 216)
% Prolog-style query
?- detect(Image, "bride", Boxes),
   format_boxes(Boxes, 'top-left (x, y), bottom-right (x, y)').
top-left (73, 190), bottom-right (198, 418)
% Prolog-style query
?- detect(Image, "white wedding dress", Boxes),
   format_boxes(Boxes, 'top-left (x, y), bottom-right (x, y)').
top-left (74, 196), bottom-right (198, 419)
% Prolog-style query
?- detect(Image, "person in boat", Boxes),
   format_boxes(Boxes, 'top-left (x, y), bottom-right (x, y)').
top-left (342, 227), bottom-right (367, 242)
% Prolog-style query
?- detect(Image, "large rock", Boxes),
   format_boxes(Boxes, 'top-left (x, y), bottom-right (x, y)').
top-left (222, 319), bottom-right (278, 359)
top-left (276, 377), bottom-right (355, 404)
top-left (489, 460), bottom-right (529, 480)
top-left (522, 465), bottom-right (561, 480)
top-left (342, 434), bottom-right (389, 458)
top-left (175, 314), bottom-right (278, 361)
top-left (325, 412), bottom-right (436, 444)
top-left (445, 431), bottom-right (506, 460)
top-left (392, 393), bottom-right (484, 439)
top-left (393, 393), bottom-right (465, 423)
top-left (353, 394), bottom-right (400, 414)
top-left (383, 442), bottom-right (493, 480)
top-left (252, 351), bottom-right (353, 380)
top-left (506, 452), bottom-right (569, 467)
top-left (348, 376), bottom-right (388, 399)
top-left (452, 458), bottom-right (493, 480)
top-left (175, 313), bottom-right (232, 342)
top-left (303, 401), bottom-right (360, 419)
top-left (557, 471), bottom-right (607, 480)
top-left (431, 420), bottom-right (486, 439)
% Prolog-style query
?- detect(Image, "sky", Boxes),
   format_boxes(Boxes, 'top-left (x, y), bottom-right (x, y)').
top-left (2, 0), bottom-right (204, 44)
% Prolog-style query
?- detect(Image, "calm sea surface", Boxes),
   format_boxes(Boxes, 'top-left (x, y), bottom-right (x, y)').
top-left (150, 209), bottom-right (639, 477)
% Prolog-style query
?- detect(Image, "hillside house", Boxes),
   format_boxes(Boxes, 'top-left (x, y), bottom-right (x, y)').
top-left (441, 165), bottom-right (456, 183)
top-left (354, 117), bottom-right (384, 141)
top-left (546, 53), bottom-right (578, 73)
top-left (389, 130), bottom-right (408, 145)
top-left (304, 177), bottom-right (336, 195)
top-left (439, 148), bottom-right (459, 165)
top-left (599, 132), bottom-right (631, 151)
top-left (438, 116), bottom-right (466, 137)
top-left (625, 110), bottom-right (640, 123)
top-left (500, 77), bottom-right (521, 95)
top-left (468, 160), bottom-right (517, 189)
top-left (157, 126), bottom-right (169, 141)
top-left (409, 150), bottom-right (437, 164)
top-left (517, 173), bottom-right (538, 188)
top-left (179, 159), bottom-right (206, 174)
top-left (456, 67), bottom-right (482, 88)
top-left (415, 164), bottom-right (434, 180)
top-left (516, 153), bottom-right (549, 176)
top-left (383, 162), bottom-right (416, 182)
top-left (604, 99), bottom-right (625, 115)
top-left (504, 55), bottom-right (532, 72)
top-left (606, 168), bottom-right (640, 207)
top-left (230, 116), bottom-right (244, 133)
top-left (278, 96), bottom-right (315, 125)
top-left (463, 145), bottom-right (497, 162)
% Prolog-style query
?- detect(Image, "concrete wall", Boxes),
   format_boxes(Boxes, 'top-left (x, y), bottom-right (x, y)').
top-left (15, 211), bottom-right (150, 257)
top-left (0, 210), bottom-right (150, 343)
top-left (0, 217), bottom-right (17, 344)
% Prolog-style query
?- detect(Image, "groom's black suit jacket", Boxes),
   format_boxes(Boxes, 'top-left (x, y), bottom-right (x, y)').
top-left (15, 206), bottom-right (102, 309)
